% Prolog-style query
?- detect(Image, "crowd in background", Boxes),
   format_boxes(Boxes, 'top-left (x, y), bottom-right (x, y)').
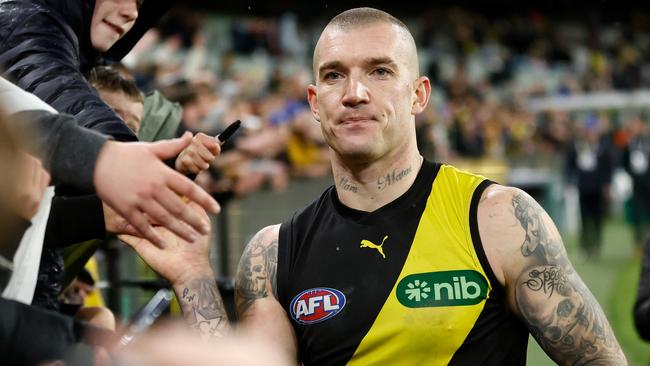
top-left (1, 1), bottom-right (650, 364)
top-left (120, 7), bottom-right (649, 168)
top-left (108, 8), bottom-right (650, 253)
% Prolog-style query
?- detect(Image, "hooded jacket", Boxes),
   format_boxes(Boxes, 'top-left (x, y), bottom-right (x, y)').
top-left (0, 0), bottom-right (175, 142)
top-left (0, 0), bottom-right (176, 311)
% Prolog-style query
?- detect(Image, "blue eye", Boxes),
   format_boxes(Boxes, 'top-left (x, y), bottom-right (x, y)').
top-left (323, 72), bottom-right (342, 81)
top-left (372, 68), bottom-right (392, 77)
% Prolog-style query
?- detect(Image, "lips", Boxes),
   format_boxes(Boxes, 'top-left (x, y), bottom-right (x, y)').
top-left (103, 20), bottom-right (124, 36)
top-left (340, 116), bottom-right (375, 124)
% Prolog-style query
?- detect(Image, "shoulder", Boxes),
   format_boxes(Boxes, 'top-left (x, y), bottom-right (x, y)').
top-left (476, 185), bottom-right (548, 284)
top-left (0, 2), bottom-right (68, 37)
top-left (477, 184), bottom-right (540, 226)
top-left (250, 225), bottom-right (280, 246)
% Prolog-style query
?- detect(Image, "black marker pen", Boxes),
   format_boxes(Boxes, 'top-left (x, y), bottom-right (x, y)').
top-left (217, 119), bottom-right (242, 143)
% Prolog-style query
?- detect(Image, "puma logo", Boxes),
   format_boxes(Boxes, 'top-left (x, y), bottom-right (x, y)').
top-left (360, 235), bottom-right (388, 259)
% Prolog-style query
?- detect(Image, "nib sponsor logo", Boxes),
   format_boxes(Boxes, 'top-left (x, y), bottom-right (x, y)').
top-left (290, 287), bottom-right (346, 325)
top-left (396, 270), bottom-right (489, 308)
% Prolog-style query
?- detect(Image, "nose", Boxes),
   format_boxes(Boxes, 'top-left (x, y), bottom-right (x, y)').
top-left (119, 0), bottom-right (139, 22)
top-left (341, 76), bottom-right (370, 107)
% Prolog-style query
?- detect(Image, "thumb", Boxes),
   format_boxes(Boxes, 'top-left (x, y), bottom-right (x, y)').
top-left (149, 132), bottom-right (193, 159)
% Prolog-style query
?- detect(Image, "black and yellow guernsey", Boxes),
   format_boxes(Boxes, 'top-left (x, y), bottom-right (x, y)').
top-left (277, 161), bottom-right (529, 365)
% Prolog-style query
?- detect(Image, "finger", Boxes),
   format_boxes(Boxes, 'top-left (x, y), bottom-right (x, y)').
top-left (196, 133), bottom-right (220, 155)
top-left (186, 201), bottom-right (210, 223)
top-left (119, 234), bottom-right (161, 261)
top-left (194, 142), bottom-right (216, 162)
top-left (140, 195), bottom-right (199, 243)
top-left (179, 158), bottom-right (201, 175)
top-left (150, 132), bottom-right (193, 159)
top-left (166, 171), bottom-right (220, 214)
top-left (154, 186), bottom-right (210, 237)
top-left (122, 223), bottom-right (140, 236)
top-left (125, 209), bottom-right (165, 247)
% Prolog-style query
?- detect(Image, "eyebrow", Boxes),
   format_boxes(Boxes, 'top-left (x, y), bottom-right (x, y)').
top-left (317, 57), bottom-right (399, 78)
top-left (363, 57), bottom-right (399, 70)
top-left (318, 61), bottom-right (345, 77)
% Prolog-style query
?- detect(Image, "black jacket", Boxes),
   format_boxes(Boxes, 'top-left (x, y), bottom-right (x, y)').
top-left (565, 136), bottom-right (614, 194)
top-left (0, 297), bottom-right (109, 366)
top-left (0, 0), bottom-right (175, 142)
top-left (635, 239), bottom-right (650, 341)
top-left (622, 134), bottom-right (650, 209)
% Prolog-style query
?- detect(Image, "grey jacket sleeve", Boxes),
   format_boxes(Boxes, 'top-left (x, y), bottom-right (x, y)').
top-left (10, 110), bottom-right (108, 192)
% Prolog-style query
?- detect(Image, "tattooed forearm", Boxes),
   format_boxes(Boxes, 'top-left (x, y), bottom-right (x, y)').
top-left (512, 192), bottom-right (626, 365)
top-left (177, 277), bottom-right (230, 340)
top-left (517, 267), bottom-right (625, 365)
top-left (377, 166), bottom-right (412, 190)
top-left (339, 177), bottom-right (359, 193)
top-left (235, 231), bottom-right (278, 315)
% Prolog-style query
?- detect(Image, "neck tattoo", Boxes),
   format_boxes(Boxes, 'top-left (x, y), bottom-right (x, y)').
top-left (339, 176), bottom-right (359, 193)
top-left (377, 165), bottom-right (411, 190)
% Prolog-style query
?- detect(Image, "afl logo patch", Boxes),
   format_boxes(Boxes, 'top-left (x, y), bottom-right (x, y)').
top-left (290, 287), bottom-right (346, 325)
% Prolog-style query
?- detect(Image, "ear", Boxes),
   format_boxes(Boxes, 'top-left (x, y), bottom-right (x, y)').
top-left (307, 84), bottom-right (320, 122)
top-left (411, 76), bottom-right (431, 115)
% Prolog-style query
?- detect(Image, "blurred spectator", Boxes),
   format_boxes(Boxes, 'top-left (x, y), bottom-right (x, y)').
top-left (61, 268), bottom-right (116, 332)
top-left (89, 66), bottom-right (145, 134)
top-left (566, 114), bottom-right (615, 259)
top-left (286, 110), bottom-right (329, 178)
top-left (622, 116), bottom-right (650, 251)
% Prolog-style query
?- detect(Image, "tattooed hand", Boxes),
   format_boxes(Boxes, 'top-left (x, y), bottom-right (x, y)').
top-left (478, 186), bottom-right (626, 365)
top-left (119, 203), bottom-right (231, 340)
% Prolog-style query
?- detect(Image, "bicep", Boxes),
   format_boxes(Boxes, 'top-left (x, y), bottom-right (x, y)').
top-left (235, 225), bottom-right (298, 359)
top-left (484, 188), bottom-right (625, 365)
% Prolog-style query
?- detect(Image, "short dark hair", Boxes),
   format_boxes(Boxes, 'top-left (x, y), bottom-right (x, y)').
top-left (88, 66), bottom-right (144, 104)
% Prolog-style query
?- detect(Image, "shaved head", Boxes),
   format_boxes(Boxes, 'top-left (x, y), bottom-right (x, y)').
top-left (313, 7), bottom-right (420, 80)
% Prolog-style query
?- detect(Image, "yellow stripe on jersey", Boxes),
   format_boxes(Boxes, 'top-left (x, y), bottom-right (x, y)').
top-left (348, 165), bottom-right (491, 365)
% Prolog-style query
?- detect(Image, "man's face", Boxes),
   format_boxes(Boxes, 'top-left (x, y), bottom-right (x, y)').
top-left (307, 22), bottom-right (430, 164)
top-left (90, 0), bottom-right (139, 52)
top-left (99, 89), bottom-right (143, 133)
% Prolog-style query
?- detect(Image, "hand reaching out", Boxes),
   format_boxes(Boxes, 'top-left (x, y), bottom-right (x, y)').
top-left (93, 132), bottom-right (220, 247)
top-left (118, 202), bottom-right (213, 285)
top-left (103, 202), bottom-right (138, 236)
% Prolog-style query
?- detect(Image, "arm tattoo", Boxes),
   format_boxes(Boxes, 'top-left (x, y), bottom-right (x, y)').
top-left (512, 192), bottom-right (626, 365)
top-left (523, 265), bottom-right (571, 298)
top-left (178, 277), bottom-right (230, 340)
top-left (235, 231), bottom-right (278, 315)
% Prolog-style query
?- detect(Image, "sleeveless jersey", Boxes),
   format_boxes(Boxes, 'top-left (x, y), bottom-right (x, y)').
top-left (277, 161), bottom-right (529, 365)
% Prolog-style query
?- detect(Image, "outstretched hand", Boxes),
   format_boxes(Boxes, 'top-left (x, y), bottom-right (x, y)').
top-left (93, 132), bottom-right (220, 247)
top-left (118, 202), bottom-right (213, 285)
